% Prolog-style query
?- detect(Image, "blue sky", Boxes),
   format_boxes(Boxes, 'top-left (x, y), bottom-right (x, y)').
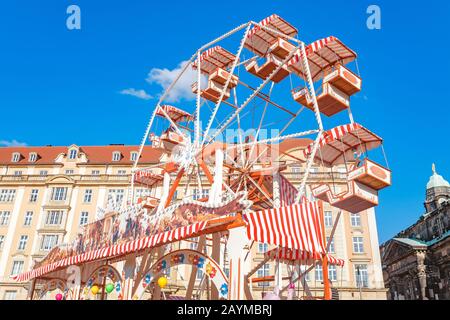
top-left (0, 1), bottom-right (449, 242)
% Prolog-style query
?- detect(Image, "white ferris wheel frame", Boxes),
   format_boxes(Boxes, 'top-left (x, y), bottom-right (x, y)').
top-left (130, 19), bottom-right (325, 206)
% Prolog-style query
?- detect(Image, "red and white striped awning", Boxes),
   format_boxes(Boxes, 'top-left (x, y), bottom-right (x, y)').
top-left (265, 248), bottom-right (345, 266)
top-left (244, 201), bottom-right (326, 258)
top-left (134, 170), bottom-right (163, 187)
top-left (279, 173), bottom-right (298, 206)
top-left (289, 36), bottom-right (357, 82)
top-left (303, 123), bottom-right (382, 168)
top-left (192, 46), bottom-right (237, 75)
top-left (12, 221), bottom-right (208, 282)
top-left (245, 14), bottom-right (298, 57)
top-left (156, 105), bottom-right (193, 123)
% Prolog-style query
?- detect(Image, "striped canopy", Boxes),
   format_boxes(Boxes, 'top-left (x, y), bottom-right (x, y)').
top-left (12, 221), bottom-right (209, 282)
top-left (192, 46), bottom-right (237, 75)
top-left (244, 201), bottom-right (326, 258)
top-left (265, 247), bottom-right (345, 267)
top-left (133, 170), bottom-right (163, 186)
top-left (279, 173), bottom-right (298, 206)
top-left (245, 14), bottom-right (298, 57)
top-left (289, 36), bottom-right (357, 82)
top-left (303, 123), bottom-right (383, 168)
top-left (156, 105), bottom-right (193, 123)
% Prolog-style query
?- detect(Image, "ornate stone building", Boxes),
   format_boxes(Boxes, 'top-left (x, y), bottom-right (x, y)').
top-left (381, 165), bottom-right (450, 300)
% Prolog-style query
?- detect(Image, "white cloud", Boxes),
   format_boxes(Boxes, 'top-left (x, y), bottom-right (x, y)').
top-left (0, 139), bottom-right (27, 147)
top-left (146, 60), bottom-right (202, 103)
top-left (120, 88), bottom-right (152, 100)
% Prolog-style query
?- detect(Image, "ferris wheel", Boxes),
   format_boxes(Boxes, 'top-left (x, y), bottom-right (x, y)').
top-left (14, 14), bottom-right (391, 301)
top-left (131, 14), bottom-right (389, 222)
top-left (123, 14), bottom-right (391, 300)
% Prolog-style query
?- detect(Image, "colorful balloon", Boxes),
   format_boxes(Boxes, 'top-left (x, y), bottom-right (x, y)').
top-left (105, 283), bottom-right (114, 294)
top-left (55, 293), bottom-right (63, 300)
top-left (157, 276), bottom-right (167, 288)
top-left (91, 285), bottom-right (99, 295)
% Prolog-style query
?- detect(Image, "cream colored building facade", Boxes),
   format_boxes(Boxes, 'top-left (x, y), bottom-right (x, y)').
top-left (0, 143), bottom-right (386, 300)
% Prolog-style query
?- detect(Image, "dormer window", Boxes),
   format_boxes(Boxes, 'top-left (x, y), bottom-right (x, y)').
top-left (29, 152), bottom-right (37, 163)
top-left (11, 153), bottom-right (21, 163)
top-left (112, 151), bottom-right (122, 162)
top-left (130, 152), bottom-right (138, 162)
top-left (68, 149), bottom-right (78, 160)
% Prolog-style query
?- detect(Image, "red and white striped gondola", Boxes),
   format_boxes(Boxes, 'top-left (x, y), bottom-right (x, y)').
top-left (245, 14), bottom-right (297, 83)
top-left (290, 36), bottom-right (361, 116)
top-left (134, 170), bottom-right (164, 209)
top-left (304, 123), bottom-right (391, 213)
top-left (245, 14), bottom-right (298, 57)
top-left (156, 104), bottom-right (193, 123)
top-left (264, 248), bottom-right (345, 267)
top-left (191, 46), bottom-right (238, 103)
top-left (156, 105), bottom-right (193, 150)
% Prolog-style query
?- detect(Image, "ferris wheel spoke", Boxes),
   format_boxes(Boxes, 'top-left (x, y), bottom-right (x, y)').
top-left (246, 81), bottom-right (274, 168)
top-left (201, 24), bottom-right (252, 148)
top-left (247, 175), bottom-right (274, 207)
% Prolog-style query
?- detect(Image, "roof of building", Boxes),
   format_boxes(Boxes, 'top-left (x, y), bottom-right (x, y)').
top-left (0, 139), bottom-right (312, 166)
top-left (392, 230), bottom-right (450, 249)
top-left (393, 237), bottom-right (428, 248)
top-left (0, 145), bottom-right (165, 165)
top-left (427, 163), bottom-right (450, 189)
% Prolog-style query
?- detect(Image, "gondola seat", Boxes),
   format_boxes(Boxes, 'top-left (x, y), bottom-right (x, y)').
top-left (323, 64), bottom-right (361, 96)
top-left (348, 159), bottom-right (391, 190)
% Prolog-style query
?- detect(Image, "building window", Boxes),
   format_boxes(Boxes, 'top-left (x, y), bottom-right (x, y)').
top-left (193, 189), bottom-right (209, 200)
top-left (29, 189), bottom-right (39, 203)
top-left (92, 170), bottom-right (100, 175)
top-left (352, 236), bottom-right (364, 253)
top-left (29, 153), bottom-right (37, 162)
top-left (118, 170), bottom-right (127, 176)
top-left (324, 211), bottom-right (333, 228)
top-left (257, 264), bottom-right (270, 287)
top-left (328, 265), bottom-right (337, 282)
top-left (18, 235), bottom-right (28, 251)
top-left (351, 213), bottom-right (361, 227)
top-left (315, 265), bottom-right (323, 281)
top-left (0, 189), bottom-right (16, 202)
top-left (68, 149), bottom-right (78, 160)
top-left (51, 187), bottom-right (68, 201)
top-left (45, 210), bottom-right (64, 226)
top-left (40, 235), bottom-right (59, 251)
top-left (3, 291), bottom-right (17, 300)
top-left (11, 153), bottom-right (21, 163)
top-left (84, 189), bottom-right (93, 203)
top-left (131, 152), bottom-right (138, 162)
top-left (112, 152), bottom-right (121, 162)
top-left (0, 211), bottom-right (11, 226)
top-left (11, 260), bottom-right (24, 275)
top-left (24, 211), bottom-right (33, 226)
top-left (0, 235), bottom-right (4, 250)
top-left (80, 212), bottom-right (89, 226)
top-left (258, 243), bottom-right (268, 253)
top-left (355, 264), bottom-right (369, 288)
top-left (39, 170), bottom-right (48, 176)
top-left (108, 189), bottom-right (125, 206)
top-left (326, 236), bottom-right (335, 253)
top-left (65, 169), bottom-right (74, 175)
top-left (14, 170), bottom-right (22, 176)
